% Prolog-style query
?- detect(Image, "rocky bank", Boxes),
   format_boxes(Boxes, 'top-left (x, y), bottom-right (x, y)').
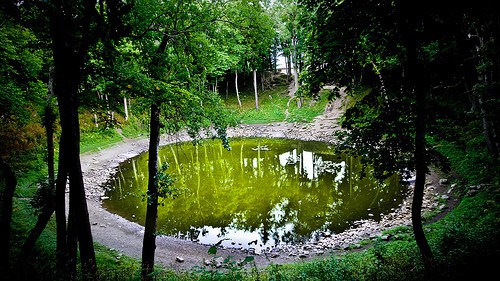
top-left (80, 105), bottom-right (458, 271)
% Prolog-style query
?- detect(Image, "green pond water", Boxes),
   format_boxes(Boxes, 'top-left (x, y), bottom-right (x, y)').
top-left (102, 137), bottom-right (408, 250)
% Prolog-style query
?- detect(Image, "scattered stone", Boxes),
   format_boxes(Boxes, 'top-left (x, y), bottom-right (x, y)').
top-left (214, 257), bottom-right (224, 268)
top-left (79, 103), bottom-right (458, 268)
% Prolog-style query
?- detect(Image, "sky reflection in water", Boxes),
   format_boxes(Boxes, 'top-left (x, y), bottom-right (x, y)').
top-left (103, 138), bottom-right (407, 250)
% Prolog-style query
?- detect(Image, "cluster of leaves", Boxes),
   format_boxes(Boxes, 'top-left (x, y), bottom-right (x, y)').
top-left (0, 12), bottom-right (48, 163)
top-left (299, 0), bottom-right (500, 184)
top-left (29, 177), bottom-right (54, 215)
top-left (154, 164), bottom-right (179, 201)
top-left (193, 239), bottom-right (256, 279)
top-left (334, 89), bottom-right (417, 180)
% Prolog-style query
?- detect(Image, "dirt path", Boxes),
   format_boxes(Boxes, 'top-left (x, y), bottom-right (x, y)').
top-left (80, 93), bottom-right (457, 272)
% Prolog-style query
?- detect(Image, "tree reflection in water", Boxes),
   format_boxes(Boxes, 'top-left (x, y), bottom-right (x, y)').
top-left (103, 138), bottom-right (407, 251)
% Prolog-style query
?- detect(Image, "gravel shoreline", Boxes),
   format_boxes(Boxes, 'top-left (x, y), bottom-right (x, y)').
top-left (80, 109), bottom-right (457, 271)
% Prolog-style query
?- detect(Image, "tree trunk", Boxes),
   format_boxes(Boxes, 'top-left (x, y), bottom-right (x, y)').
top-left (52, 13), bottom-right (97, 279)
top-left (235, 70), bottom-right (242, 107)
top-left (105, 93), bottom-right (111, 128)
top-left (54, 74), bottom-right (97, 279)
top-left (0, 159), bottom-right (17, 276)
top-left (292, 35), bottom-right (299, 90)
top-left (141, 104), bottom-right (161, 280)
top-left (286, 54), bottom-right (292, 78)
top-left (46, 72), bottom-right (56, 184)
top-left (16, 205), bottom-right (54, 263)
top-left (66, 202), bottom-right (78, 277)
top-left (253, 69), bottom-right (259, 110)
top-left (54, 140), bottom-right (68, 274)
top-left (472, 29), bottom-right (500, 158)
top-left (398, 0), bottom-right (434, 274)
top-left (412, 70), bottom-right (435, 273)
top-left (16, 100), bottom-right (57, 265)
top-left (124, 96), bottom-right (129, 121)
top-left (478, 96), bottom-right (499, 157)
top-left (261, 72), bottom-right (264, 92)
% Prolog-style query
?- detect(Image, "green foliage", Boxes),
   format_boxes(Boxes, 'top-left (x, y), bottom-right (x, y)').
top-left (154, 164), bottom-right (184, 206)
top-left (381, 226), bottom-right (414, 242)
top-left (334, 88), bottom-right (418, 181)
top-left (119, 114), bottom-right (150, 138)
top-left (299, 0), bottom-right (500, 186)
top-left (3, 1), bottom-right (499, 280)
top-left (227, 0), bottom-right (276, 71)
top-left (0, 12), bottom-right (46, 123)
top-left (427, 187), bottom-right (500, 279)
top-left (29, 177), bottom-right (54, 215)
top-left (0, 12), bottom-right (47, 162)
top-left (193, 240), bottom-right (257, 280)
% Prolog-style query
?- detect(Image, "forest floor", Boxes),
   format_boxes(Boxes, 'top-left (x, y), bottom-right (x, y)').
top-left (80, 91), bottom-right (459, 271)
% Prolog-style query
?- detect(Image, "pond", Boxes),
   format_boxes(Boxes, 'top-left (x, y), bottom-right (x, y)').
top-left (102, 137), bottom-right (408, 251)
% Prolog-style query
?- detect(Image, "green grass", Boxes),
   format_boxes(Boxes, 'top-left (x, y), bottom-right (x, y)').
top-left (79, 127), bottom-right (124, 154)
top-left (431, 135), bottom-right (500, 186)
top-left (223, 78), bottom-right (329, 124)
top-left (9, 184), bottom-right (499, 281)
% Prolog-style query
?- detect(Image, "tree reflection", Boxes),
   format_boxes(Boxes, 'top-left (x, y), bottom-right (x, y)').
top-left (103, 138), bottom-right (408, 250)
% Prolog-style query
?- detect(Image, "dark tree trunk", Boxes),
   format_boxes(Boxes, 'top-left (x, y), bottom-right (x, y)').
top-left (413, 66), bottom-right (435, 273)
top-left (472, 28), bottom-right (500, 159)
top-left (54, 136), bottom-right (68, 274)
top-left (55, 69), bottom-right (97, 280)
top-left (286, 54), bottom-right (292, 78)
top-left (398, 0), bottom-right (434, 274)
top-left (51, 6), bottom-right (97, 279)
top-left (141, 34), bottom-right (169, 280)
top-left (0, 159), bottom-right (17, 276)
top-left (141, 104), bottom-right (161, 280)
top-left (45, 100), bottom-right (56, 184)
top-left (66, 202), bottom-right (78, 277)
top-left (17, 94), bottom-right (57, 265)
top-left (16, 205), bottom-right (54, 262)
